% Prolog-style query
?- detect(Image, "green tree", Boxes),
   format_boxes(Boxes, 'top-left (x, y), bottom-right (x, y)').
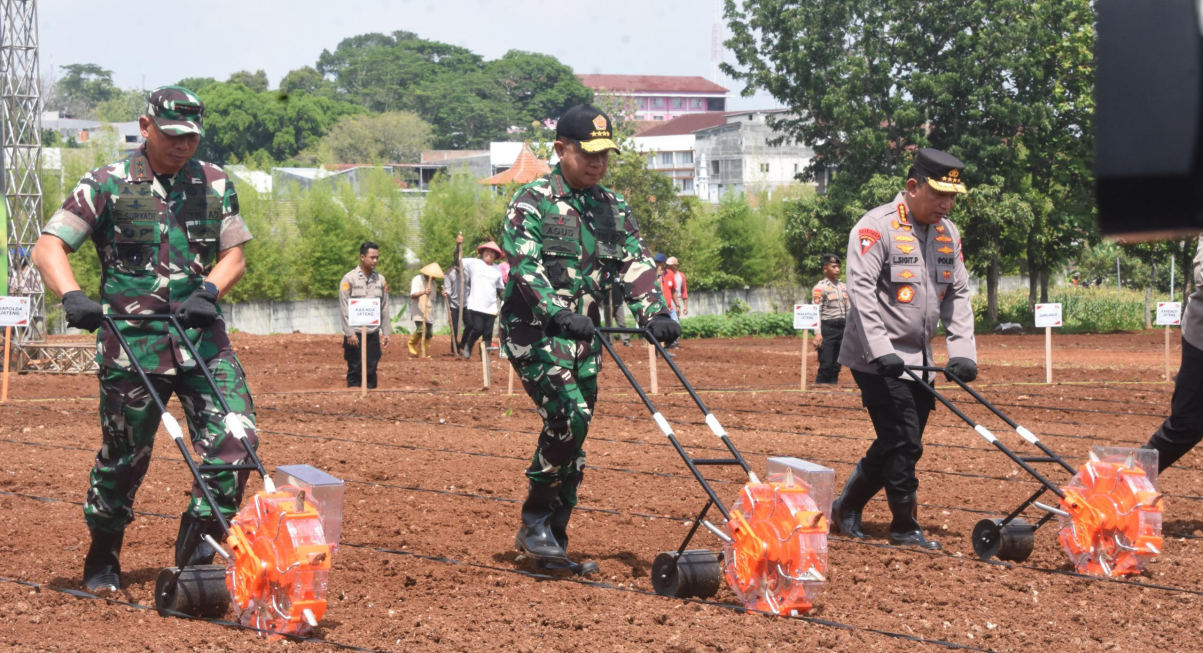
top-left (54, 63), bottom-right (119, 118)
top-left (409, 72), bottom-right (515, 149)
top-left (318, 111), bottom-right (433, 164)
top-left (280, 66), bottom-right (335, 98)
top-left (714, 192), bottom-right (791, 287)
top-left (724, 0), bottom-right (1096, 307)
top-left (419, 168), bottom-right (508, 272)
top-left (227, 70), bottom-right (269, 92)
top-left (484, 50), bottom-right (593, 139)
top-left (316, 31), bottom-right (482, 113)
top-left (196, 82), bottom-right (363, 164)
top-left (94, 89), bottom-right (146, 122)
top-left (603, 149), bottom-right (694, 257)
top-left (174, 77), bottom-right (218, 93)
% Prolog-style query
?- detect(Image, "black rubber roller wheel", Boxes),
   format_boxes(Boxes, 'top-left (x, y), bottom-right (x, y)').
top-left (651, 550), bottom-right (722, 599)
top-left (154, 565), bottom-right (230, 618)
top-left (972, 518), bottom-right (1035, 562)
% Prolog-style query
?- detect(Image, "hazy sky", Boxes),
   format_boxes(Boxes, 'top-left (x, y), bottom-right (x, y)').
top-left (38, 0), bottom-right (781, 110)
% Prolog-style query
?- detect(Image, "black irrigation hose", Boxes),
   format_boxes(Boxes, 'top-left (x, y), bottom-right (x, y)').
top-left (3, 476), bottom-right (1198, 652)
top-left (349, 544), bottom-right (993, 652)
top-left (0, 575), bottom-right (387, 651)
top-left (252, 402), bottom-right (1203, 499)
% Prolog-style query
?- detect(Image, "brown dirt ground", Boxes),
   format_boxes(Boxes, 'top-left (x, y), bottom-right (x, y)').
top-left (1, 329), bottom-right (1201, 652)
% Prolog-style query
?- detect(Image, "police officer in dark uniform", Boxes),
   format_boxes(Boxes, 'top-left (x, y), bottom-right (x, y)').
top-left (831, 148), bottom-right (978, 550)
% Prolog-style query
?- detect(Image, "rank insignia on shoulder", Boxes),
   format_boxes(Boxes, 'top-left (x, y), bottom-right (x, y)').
top-left (858, 228), bottom-right (881, 255)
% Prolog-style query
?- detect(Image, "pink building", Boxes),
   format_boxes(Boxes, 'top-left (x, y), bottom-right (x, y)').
top-left (576, 74), bottom-right (728, 122)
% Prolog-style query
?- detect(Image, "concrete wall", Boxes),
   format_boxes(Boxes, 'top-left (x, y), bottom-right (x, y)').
top-left (222, 287), bottom-right (811, 335)
top-left (222, 280), bottom-right (986, 335)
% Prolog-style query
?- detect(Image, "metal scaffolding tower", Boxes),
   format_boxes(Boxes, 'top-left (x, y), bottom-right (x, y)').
top-left (2, 0), bottom-right (45, 346)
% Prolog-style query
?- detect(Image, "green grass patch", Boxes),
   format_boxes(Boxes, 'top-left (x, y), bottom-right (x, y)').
top-left (974, 287), bottom-right (1149, 333)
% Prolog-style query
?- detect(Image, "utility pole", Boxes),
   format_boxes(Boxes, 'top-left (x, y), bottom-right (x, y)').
top-left (2, 0), bottom-right (46, 343)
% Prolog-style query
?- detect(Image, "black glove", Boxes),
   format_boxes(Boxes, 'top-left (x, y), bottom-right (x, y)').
top-left (647, 315), bottom-right (681, 345)
top-left (944, 357), bottom-right (978, 383)
top-left (550, 310), bottom-right (595, 340)
top-left (177, 286), bottom-right (220, 328)
top-left (62, 290), bottom-right (103, 332)
top-left (872, 353), bottom-right (905, 377)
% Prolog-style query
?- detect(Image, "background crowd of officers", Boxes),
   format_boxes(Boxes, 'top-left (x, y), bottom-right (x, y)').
top-left (21, 83), bottom-right (1203, 591)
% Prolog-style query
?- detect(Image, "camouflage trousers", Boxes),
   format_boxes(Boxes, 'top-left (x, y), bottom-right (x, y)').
top-left (513, 353), bottom-right (600, 507)
top-left (85, 352), bottom-right (258, 533)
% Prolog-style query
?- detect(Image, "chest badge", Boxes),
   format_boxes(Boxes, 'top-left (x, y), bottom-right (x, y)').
top-left (896, 284), bottom-right (915, 303)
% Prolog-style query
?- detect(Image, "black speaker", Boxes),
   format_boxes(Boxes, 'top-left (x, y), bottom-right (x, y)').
top-left (1095, 0), bottom-right (1203, 238)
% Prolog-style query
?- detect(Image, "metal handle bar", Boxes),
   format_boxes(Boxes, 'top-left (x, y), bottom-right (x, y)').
top-left (908, 364), bottom-right (1075, 474)
top-left (594, 326), bottom-right (756, 521)
top-left (104, 313), bottom-right (270, 533)
top-left (902, 365), bottom-right (1066, 498)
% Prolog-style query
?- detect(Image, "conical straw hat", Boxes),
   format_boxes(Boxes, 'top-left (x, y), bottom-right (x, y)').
top-left (419, 262), bottom-right (445, 279)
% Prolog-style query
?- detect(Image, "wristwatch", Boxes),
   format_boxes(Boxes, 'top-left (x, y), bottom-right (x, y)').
top-left (201, 280), bottom-right (220, 296)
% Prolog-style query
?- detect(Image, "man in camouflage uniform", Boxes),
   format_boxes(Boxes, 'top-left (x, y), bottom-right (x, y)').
top-left (32, 86), bottom-right (257, 592)
top-left (339, 241), bottom-right (390, 388)
top-left (831, 148), bottom-right (977, 551)
top-left (811, 253), bottom-right (850, 384)
top-left (501, 104), bottom-right (680, 573)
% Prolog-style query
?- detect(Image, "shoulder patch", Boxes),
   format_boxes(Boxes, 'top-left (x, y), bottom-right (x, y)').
top-left (857, 228), bottom-right (881, 256)
top-left (340, 281), bottom-right (351, 292)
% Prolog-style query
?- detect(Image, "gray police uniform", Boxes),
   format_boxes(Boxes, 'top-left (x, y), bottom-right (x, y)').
top-left (812, 277), bottom-right (849, 383)
top-left (339, 267), bottom-right (390, 388)
top-left (839, 191), bottom-right (976, 499)
top-left (1145, 235), bottom-right (1203, 470)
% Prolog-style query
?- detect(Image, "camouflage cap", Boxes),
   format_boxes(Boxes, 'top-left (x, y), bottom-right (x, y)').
top-left (147, 86), bottom-right (204, 136)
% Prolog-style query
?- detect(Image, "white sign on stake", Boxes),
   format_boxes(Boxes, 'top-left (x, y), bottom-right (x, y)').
top-left (348, 297), bottom-right (381, 327)
top-left (1156, 301), bottom-right (1182, 326)
top-left (1034, 303), bottom-right (1063, 328)
top-left (0, 296), bottom-right (30, 327)
top-left (793, 304), bottom-right (820, 330)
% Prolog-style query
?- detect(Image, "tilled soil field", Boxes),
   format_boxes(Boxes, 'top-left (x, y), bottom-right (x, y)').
top-left (1, 330), bottom-right (1201, 652)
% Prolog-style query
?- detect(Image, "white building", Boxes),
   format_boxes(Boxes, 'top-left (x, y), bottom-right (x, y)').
top-left (693, 110), bottom-right (814, 202)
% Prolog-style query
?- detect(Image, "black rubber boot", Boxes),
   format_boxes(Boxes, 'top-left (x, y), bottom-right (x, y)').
top-left (550, 474), bottom-right (583, 552)
top-left (175, 513), bottom-right (225, 568)
top-left (515, 481), bottom-right (567, 560)
top-left (887, 494), bottom-right (941, 550)
top-left (831, 462), bottom-right (881, 539)
top-left (83, 528), bottom-right (124, 592)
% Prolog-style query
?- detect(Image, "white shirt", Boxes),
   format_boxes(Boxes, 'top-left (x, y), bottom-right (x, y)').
top-left (462, 257), bottom-right (504, 315)
top-left (409, 274), bottom-right (432, 323)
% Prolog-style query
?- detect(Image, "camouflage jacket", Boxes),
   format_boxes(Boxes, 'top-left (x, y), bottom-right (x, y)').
top-left (42, 144), bottom-right (252, 374)
top-left (501, 164), bottom-right (668, 367)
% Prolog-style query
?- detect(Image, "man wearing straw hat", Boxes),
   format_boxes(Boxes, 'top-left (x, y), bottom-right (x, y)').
top-left (339, 241), bottom-right (391, 388)
top-left (501, 104), bottom-right (680, 573)
top-left (408, 262), bottom-right (443, 357)
top-left (455, 233), bottom-right (505, 359)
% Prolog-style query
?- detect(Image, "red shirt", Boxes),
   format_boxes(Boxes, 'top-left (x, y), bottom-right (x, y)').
top-left (659, 270), bottom-right (677, 311)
